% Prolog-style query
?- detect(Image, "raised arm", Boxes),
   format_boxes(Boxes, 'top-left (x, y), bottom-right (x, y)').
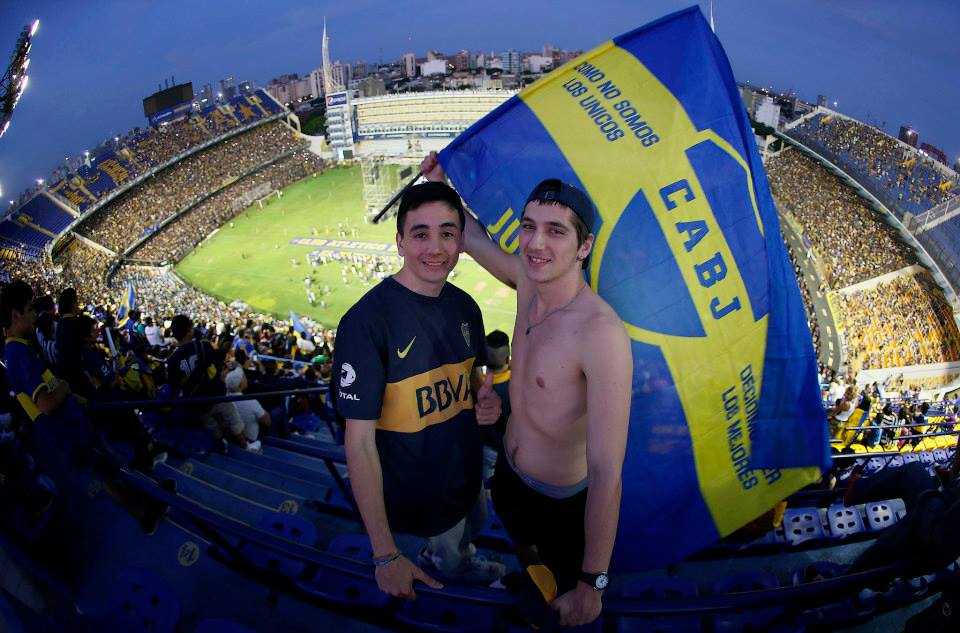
top-left (420, 152), bottom-right (521, 288)
top-left (345, 418), bottom-right (442, 599)
top-left (553, 313), bottom-right (632, 626)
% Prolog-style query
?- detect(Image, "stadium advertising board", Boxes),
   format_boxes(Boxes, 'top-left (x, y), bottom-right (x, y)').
top-left (325, 91), bottom-right (349, 108)
top-left (149, 101), bottom-right (194, 126)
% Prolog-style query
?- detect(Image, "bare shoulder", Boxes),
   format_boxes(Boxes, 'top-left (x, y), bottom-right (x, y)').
top-left (580, 291), bottom-right (629, 348)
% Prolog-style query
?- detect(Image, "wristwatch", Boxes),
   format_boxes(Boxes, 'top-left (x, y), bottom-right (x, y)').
top-left (579, 571), bottom-right (610, 591)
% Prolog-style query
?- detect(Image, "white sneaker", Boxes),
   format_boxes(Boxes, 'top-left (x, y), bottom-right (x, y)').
top-left (247, 440), bottom-right (262, 453)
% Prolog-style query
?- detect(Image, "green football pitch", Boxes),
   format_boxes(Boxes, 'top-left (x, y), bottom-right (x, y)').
top-left (176, 165), bottom-right (519, 335)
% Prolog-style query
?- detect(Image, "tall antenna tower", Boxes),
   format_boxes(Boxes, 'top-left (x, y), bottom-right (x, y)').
top-left (321, 17), bottom-right (339, 94)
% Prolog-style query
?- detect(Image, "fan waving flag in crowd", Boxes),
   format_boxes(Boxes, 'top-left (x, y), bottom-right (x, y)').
top-left (115, 282), bottom-right (136, 328)
top-left (289, 309), bottom-right (308, 336)
top-left (438, 6), bottom-right (831, 570)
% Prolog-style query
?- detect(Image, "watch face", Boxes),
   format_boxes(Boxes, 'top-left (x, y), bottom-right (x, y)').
top-left (596, 573), bottom-right (609, 590)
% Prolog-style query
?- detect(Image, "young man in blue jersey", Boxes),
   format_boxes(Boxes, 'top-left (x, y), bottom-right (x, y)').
top-left (334, 182), bottom-right (505, 600)
top-left (421, 153), bottom-right (632, 627)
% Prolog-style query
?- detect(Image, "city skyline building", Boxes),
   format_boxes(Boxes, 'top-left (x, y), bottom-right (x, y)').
top-left (502, 49), bottom-right (521, 74)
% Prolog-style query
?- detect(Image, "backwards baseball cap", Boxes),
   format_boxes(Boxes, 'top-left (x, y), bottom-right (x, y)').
top-left (525, 179), bottom-right (597, 236)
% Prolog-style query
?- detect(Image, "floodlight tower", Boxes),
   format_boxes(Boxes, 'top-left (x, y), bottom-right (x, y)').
top-left (1, 19), bottom-right (39, 139)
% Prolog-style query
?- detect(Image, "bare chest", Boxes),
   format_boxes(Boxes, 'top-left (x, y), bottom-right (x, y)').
top-left (510, 317), bottom-right (587, 418)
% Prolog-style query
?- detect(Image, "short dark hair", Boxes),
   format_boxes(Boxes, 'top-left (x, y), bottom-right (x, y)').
top-left (523, 180), bottom-right (593, 269)
top-left (58, 287), bottom-right (78, 314)
top-left (171, 314), bottom-right (193, 342)
top-left (77, 314), bottom-right (96, 339)
top-left (33, 294), bottom-right (54, 314)
top-left (0, 280), bottom-right (33, 328)
top-left (486, 330), bottom-right (510, 370)
top-left (397, 181), bottom-right (465, 236)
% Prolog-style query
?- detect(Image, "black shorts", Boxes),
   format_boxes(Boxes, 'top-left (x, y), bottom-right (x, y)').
top-left (491, 452), bottom-right (587, 593)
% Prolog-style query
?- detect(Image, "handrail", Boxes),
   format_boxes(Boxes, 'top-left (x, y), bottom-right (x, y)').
top-left (841, 420), bottom-right (955, 431)
top-left (831, 428), bottom-right (957, 444)
top-left (258, 354), bottom-right (315, 367)
top-left (116, 469), bottom-right (918, 615)
top-left (86, 386), bottom-right (327, 410)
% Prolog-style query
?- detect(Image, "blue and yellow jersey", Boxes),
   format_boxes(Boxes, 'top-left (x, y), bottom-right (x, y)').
top-left (334, 277), bottom-right (486, 537)
top-left (5, 336), bottom-right (63, 422)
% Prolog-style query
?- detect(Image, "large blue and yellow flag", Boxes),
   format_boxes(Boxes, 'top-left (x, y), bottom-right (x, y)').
top-left (439, 6), bottom-right (830, 570)
top-left (116, 282), bottom-right (136, 328)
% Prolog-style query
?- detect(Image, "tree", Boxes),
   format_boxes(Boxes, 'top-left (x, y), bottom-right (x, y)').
top-left (301, 110), bottom-right (326, 136)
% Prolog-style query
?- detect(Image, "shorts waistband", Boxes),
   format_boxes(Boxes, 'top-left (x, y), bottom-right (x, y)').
top-left (504, 448), bottom-right (588, 500)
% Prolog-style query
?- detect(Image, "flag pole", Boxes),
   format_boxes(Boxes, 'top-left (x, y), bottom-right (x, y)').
top-left (371, 170), bottom-right (422, 224)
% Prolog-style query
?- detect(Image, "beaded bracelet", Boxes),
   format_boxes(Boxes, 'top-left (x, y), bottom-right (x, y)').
top-left (372, 550), bottom-right (402, 567)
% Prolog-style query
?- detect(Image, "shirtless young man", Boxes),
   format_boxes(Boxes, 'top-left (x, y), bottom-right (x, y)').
top-left (421, 153), bottom-right (632, 626)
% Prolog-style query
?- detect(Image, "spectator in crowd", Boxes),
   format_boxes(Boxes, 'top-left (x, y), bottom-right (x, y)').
top-left (828, 386), bottom-right (858, 437)
top-left (166, 314), bottom-right (250, 451)
top-left (483, 330), bottom-right (512, 480)
top-left (144, 316), bottom-right (164, 348)
top-left (224, 367), bottom-right (267, 452)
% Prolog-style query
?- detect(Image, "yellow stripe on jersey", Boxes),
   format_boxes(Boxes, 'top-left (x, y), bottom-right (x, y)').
top-left (377, 357), bottom-right (476, 433)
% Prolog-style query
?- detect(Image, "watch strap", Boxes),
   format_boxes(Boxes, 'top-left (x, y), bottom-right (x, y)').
top-left (579, 571), bottom-right (609, 591)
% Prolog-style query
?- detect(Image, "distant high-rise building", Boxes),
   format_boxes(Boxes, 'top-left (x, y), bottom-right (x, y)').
top-left (218, 76), bottom-right (236, 100)
top-left (238, 81), bottom-right (253, 95)
top-left (525, 55), bottom-right (552, 74)
top-left (739, 85), bottom-right (757, 115)
top-left (420, 59), bottom-right (448, 76)
top-left (899, 125), bottom-right (919, 147)
top-left (817, 94), bottom-right (827, 107)
top-left (357, 75), bottom-right (386, 98)
top-left (754, 96), bottom-right (780, 129)
top-left (543, 44), bottom-right (554, 58)
top-left (353, 60), bottom-right (370, 79)
top-left (502, 49), bottom-right (522, 74)
top-left (451, 50), bottom-right (470, 72)
top-left (199, 83), bottom-right (213, 104)
top-left (402, 52), bottom-right (416, 78)
top-left (330, 61), bottom-right (351, 90)
top-left (309, 67), bottom-right (324, 99)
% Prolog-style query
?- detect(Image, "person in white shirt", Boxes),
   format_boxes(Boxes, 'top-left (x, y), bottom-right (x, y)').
top-left (144, 317), bottom-right (164, 348)
top-left (224, 367), bottom-right (270, 451)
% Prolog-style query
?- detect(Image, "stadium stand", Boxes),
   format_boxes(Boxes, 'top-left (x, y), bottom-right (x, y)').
top-left (767, 150), bottom-right (916, 289)
top-left (788, 112), bottom-right (958, 217)
top-left (1, 284), bottom-right (957, 631)
top-left (3, 87), bottom-right (960, 632)
top-left (129, 149), bottom-right (324, 264)
top-left (75, 121), bottom-right (305, 253)
top-left (43, 90), bottom-right (285, 214)
top-left (353, 91), bottom-right (514, 140)
top-left (11, 194), bottom-right (75, 234)
top-left (835, 272), bottom-right (960, 372)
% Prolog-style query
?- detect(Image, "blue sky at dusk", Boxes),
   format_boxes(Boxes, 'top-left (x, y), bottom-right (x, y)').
top-left (0, 0), bottom-right (957, 201)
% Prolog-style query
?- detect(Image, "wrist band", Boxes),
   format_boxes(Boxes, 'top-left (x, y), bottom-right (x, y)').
top-left (372, 550), bottom-right (402, 567)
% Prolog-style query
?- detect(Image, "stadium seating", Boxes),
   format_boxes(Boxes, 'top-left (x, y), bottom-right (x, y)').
top-left (787, 113), bottom-right (956, 217)
top-left (13, 195), bottom-right (75, 234)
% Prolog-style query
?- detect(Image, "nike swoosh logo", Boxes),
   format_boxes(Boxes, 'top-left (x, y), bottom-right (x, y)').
top-left (397, 336), bottom-right (416, 359)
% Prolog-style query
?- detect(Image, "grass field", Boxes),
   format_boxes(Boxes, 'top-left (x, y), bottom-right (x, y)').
top-left (176, 165), bottom-right (519, 334)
